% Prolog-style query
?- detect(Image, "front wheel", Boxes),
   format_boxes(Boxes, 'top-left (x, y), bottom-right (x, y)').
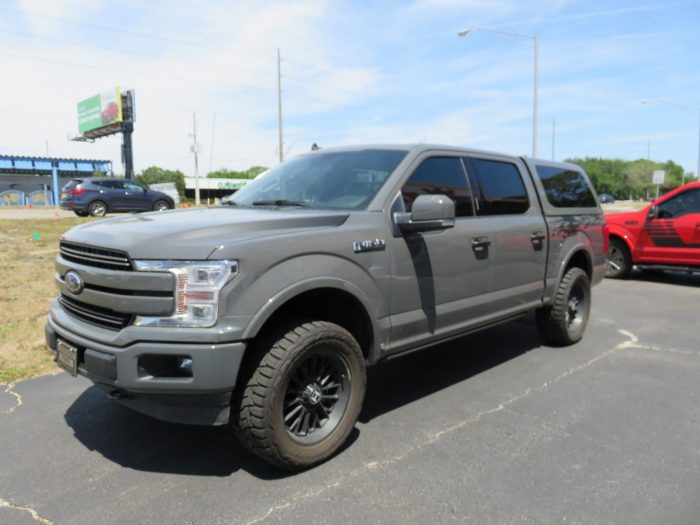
top-left (536, 267), bottom-right (591, 346)
top-left (233, 320), bottom-right (366, 470)
top-left (153, 200), bottom-right (171, 212)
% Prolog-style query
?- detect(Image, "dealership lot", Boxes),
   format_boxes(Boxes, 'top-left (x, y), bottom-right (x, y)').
top-left (1, 273), bottom-right (698, 524)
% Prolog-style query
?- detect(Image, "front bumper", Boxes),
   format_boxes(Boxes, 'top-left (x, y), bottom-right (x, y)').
top-left (46, 314), bottom-right (246, 425)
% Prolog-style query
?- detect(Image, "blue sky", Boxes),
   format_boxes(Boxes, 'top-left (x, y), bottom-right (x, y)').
top-left (1, 0), bottom-right (699, 177)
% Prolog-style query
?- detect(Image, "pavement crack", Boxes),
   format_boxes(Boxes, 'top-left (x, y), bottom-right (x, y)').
top-left (243, 329), bottom-right (640, 525)
top-left (0, 497), bottom-right (53, 525)
top-left (1, 383), bottom-right (23, 415)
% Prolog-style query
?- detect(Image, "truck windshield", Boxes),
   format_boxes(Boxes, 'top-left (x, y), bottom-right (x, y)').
top-left (230, 149), bottom-right (408, 210)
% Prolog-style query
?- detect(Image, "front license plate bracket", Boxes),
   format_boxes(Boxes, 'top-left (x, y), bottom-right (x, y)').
top-left (56, 339), bottom-right (78, 377)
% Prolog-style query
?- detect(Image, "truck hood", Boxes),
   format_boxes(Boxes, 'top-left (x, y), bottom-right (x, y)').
top-left (604, 209), bottom-right (648, 225)
top-left (62, 207), bottom-right (349, 260)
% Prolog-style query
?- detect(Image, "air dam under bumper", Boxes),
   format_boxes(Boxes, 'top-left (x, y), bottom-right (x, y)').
top-left (45, 315), bottom-right (246, 426)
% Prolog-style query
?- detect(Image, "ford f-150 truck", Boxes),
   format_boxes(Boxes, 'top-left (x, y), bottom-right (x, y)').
top-left (46, 144), bottom-right (607, 470)
top-left (606, 181), bottom-right (700, 278)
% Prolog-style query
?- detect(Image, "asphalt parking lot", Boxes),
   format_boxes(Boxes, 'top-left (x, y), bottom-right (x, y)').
top-left (1, 272), bottom-right (699, 525)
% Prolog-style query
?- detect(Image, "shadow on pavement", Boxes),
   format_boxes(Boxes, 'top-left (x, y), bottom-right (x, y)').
top-left (64, 388), bottom-right (288, 480)
top-left (630, 268), bottom-right (700, 287)
top-left (64, 318), bottom-right (541, 477)
top-left (361, 316), bottom-right (541, 422)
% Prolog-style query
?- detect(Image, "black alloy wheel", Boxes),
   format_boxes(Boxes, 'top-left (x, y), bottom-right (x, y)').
top-left (283, 350), bottom-right (351, 445)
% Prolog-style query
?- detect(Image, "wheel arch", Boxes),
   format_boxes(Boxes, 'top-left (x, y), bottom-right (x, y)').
top-left (241, 281), bottom-right (379, 363)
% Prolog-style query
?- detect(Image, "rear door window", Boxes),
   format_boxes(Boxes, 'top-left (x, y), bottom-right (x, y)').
top-left (402, 157), bottom-right (474, 217)
top-left (466, 158), bottom-right (530, 215)
top-left (535, 165), bottom-right (597, 208)
top-left (63, 179), bottom-right (82, 191)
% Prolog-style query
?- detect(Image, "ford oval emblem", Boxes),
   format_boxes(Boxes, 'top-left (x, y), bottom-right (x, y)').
top-left (64, 270), bottom-right (84, 295)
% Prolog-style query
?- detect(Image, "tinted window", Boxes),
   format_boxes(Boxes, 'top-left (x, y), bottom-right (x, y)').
top-left (658, 189), bottom-right (700, 218)
top-left (536, 165), bottom-right (597, 207)
top-left (63, 179), bottom-right (83, 190)
top-left (468, 158), bottom-right (529, 215)
top-left (124, 182), bottom-right (143, 192)
top-left (402, 157), bottom-right (473, 217)
top-left (101, 180), bottom-right (123, 189)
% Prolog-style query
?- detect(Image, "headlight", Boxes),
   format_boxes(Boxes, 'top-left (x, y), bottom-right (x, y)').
top-left (132, 260), bottom-right (238, 328)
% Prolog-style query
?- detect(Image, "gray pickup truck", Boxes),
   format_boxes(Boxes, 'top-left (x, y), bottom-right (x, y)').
top-left (46, 144), bottom-right (607, 470)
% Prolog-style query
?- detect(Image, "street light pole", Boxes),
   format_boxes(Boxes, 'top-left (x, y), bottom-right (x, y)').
top-left (641, 99), bottom-right (700, 183)
top-left (458, 27), bottom-right (539, 157)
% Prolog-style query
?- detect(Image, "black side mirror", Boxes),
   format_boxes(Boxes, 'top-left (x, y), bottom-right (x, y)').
top-left (395, 194), bottom-right (456, 234)
top-left (647, 205), bottom-right (659, 220)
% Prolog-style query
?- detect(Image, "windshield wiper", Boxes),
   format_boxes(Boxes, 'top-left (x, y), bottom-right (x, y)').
top-left (251, 199), bottom-right (308, 207)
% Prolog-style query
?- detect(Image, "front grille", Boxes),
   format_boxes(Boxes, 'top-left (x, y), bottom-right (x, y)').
top-left (60, 241), bottom-right (132, 271)
top-left (59, 295), bottom-right (133, 330)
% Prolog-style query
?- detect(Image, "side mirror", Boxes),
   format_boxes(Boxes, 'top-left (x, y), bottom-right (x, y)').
top-left (395, 194), bottom-right (456, 234)
top-left (647, 205), bottom-right (659, 220)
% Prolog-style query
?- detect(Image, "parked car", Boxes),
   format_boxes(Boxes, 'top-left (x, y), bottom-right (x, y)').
top-left (598, 193), bottom-right (615, 204)
top-left (606, 181), bottom-right (700, 278)
top-left (60, 178), bottom-right (175, 217)
top-left (47, 145), bottom-right (607, 470)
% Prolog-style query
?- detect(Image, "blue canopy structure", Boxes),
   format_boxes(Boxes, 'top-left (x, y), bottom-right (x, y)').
top-left (0, 155), bottom-right (112, 205)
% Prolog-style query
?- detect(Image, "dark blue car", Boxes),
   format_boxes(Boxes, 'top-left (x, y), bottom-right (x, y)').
top-left (60, 178), bottom-right (174, 217)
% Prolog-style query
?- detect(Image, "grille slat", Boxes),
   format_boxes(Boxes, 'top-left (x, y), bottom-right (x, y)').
top-left (59, 295), bottom-right (133, 330)
top-left (60, 241), bottom-right (132, 270)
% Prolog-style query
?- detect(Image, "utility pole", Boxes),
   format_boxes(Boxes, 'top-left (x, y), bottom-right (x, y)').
top-left (209, 112), bottom-right (216, 174)
top-left (533, 33), bottom-right (539, 158)
top-left (551, 116), bottom-right (555, 161)
top-left (277, 48), bottom-right (284, 163)
top-left (191, 113), bottom-right (201, 205)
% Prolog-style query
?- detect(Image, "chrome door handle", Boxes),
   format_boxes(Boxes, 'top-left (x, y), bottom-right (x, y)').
top-left (471, 237), bottom-right (491, 251)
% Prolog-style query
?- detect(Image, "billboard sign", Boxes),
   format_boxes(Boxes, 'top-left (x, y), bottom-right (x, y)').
top-left (77, 88), bottom-right (123, 134)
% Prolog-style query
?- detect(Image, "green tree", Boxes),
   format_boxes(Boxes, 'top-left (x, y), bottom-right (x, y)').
top-left (565, 157), bottom-right (691, 199)
top-left (136, 166), bottom-right (186, 198)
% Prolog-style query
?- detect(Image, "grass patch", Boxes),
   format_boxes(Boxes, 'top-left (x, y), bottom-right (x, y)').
top-left (0, 217), bottom-right (94, 383)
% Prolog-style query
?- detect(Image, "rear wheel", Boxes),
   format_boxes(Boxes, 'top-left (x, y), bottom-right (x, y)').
top-left (606, 237), bottom-right (632, 279)
top-left (536, 267), bottom-right (591, 346)
top-left (153, 200), bottom-right (170, 212)
top-left (233, 320), bottom-right (366, 470)
top-left (88, 200), bottom-right (107, 217)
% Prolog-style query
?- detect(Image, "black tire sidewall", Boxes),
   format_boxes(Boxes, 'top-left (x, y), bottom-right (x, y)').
top-left (607, 238), bottom-right (631, 279)
top-left (561, 269), bottom-right (591, 342)
top-left (267, 329), bottom-right (364, 466)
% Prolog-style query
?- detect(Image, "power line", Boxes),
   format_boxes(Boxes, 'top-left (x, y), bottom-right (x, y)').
top-left (0, 27), bottom-right (273, 78)
top-left (0, 50), bottom-right (273, 91)
top-left (0, 4), bottom-right (215, 49)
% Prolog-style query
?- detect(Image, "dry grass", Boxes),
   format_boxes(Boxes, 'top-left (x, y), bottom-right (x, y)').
top-left (0, 217), bottom-right (94, 383)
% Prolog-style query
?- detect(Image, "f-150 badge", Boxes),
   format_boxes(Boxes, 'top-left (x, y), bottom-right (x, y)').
top-left (353, 239), bottom-right (386, 253)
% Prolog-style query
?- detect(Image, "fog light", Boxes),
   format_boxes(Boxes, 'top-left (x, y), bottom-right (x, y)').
top-left (177, 357), bottom-right (193, 373)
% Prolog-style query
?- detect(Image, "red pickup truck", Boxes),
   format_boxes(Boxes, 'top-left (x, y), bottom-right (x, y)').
top-left (606, 181), bottom-right (700, 278)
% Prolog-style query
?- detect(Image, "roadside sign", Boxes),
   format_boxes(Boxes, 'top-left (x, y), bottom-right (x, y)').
top-left (652, 170), bottom-right (665, 185)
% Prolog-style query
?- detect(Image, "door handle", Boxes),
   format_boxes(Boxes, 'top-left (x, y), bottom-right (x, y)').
top-left (471, 237), bottom-right (491, 251)
top-left (531, 231), bottom-right (546, 245)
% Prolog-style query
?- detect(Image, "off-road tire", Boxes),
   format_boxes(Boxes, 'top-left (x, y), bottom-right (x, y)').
top-left (536, 267), bottom-right (591, 346)
top-left (88, 200), bottom-right (107, 217)
top-left (606, 237), bottom-right (632, 279)
top-left (232, 320), bottom-right (366, 470)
